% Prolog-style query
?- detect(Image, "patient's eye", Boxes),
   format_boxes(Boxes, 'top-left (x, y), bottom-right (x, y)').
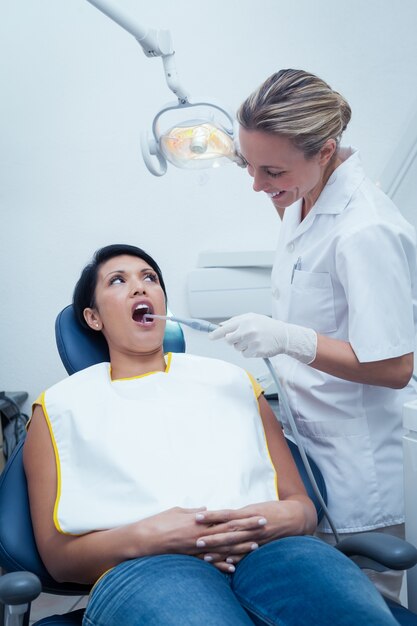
top-left (109, 275), bottom-right (125, 285)
top-left (144, 272), bottom-right (159, 283)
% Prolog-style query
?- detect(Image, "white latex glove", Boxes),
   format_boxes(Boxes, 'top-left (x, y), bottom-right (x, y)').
top-left (209, 313), bottom-right (317, 363)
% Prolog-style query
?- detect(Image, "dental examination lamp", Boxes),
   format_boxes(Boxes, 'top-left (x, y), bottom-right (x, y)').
top-left (86, 0), bottom-right (242, 176)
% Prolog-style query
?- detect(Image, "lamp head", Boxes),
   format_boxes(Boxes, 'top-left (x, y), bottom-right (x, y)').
top-left (141, 101), bottom-right (244, 176)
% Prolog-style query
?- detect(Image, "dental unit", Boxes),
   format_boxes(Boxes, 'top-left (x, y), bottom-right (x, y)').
top-left (145, 313), bottom-right (340, 542)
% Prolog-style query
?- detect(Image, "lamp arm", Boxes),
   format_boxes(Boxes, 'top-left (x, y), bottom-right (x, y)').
top-left (85, 0), bottom-right (189, 102)
top-left (162, 53), bottom-right (189, 104)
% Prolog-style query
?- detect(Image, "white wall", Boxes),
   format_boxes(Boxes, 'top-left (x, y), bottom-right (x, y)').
top-left (1, 0), bottom-right (417, 411)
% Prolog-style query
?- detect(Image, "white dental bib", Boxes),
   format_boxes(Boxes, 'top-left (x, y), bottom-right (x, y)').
top-left (40, 353), bottom-right (278, 534)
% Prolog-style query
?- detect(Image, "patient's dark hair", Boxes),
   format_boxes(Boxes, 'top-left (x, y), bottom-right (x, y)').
top-left (73, 244), bottom-right (167, 330)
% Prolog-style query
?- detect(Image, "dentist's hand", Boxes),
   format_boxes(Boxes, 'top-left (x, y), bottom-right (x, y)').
top-left (209, 313), bottom-right (317, 363)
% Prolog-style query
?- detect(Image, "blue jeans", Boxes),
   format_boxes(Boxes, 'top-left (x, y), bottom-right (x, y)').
top-left (83, 536), bottom-right (398, 625)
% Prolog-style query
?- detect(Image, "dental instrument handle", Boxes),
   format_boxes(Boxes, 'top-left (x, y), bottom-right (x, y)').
top-left (144, 314), bottom-right (218, 333)
top-left (179, 317), bottom-right (219, 333)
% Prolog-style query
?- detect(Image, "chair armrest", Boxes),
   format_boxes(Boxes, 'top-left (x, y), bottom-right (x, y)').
top-left (0, 571), bottom-right (41, 605)
top-left (336, 532), bottom-right (417, 571)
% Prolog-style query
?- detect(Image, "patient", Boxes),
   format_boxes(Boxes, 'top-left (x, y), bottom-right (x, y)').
top-left (24, 244), bottom-right (399, 625)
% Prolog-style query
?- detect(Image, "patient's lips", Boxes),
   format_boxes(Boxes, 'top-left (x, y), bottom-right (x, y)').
top-left (132, 301), bottom-right (154, 324)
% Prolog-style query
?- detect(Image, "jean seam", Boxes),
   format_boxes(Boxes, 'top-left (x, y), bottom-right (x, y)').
top-left (234, 593), bottom-right (284, 626)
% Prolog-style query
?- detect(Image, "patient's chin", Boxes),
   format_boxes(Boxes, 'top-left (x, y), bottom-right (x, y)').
top-left (135, 333), bottom-right (165, 354)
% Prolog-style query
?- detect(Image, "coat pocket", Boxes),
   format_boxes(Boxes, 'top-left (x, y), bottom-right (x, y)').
top-left (288, 415), bottom-right (382, 531)
top-left (289, 270), bottom-right (337, 333)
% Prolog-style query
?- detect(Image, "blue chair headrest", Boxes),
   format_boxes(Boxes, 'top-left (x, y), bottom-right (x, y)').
top-left (55, 305), bottom-right (185, 375)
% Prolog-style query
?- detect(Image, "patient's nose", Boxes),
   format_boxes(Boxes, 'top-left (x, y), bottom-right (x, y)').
top-left (131, 282), bottom-right (146, 296)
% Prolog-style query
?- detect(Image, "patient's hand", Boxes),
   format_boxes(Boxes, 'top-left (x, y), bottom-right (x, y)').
top-left (133, 506), bottom-right (249, 559)
top-left (194, 499), bottom-right (314, 571)
top-left (135, 506), bottom-right (210, 556)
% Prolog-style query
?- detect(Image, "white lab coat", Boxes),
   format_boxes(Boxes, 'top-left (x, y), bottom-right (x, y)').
top-left (271, 147), bottom-right (417, 533)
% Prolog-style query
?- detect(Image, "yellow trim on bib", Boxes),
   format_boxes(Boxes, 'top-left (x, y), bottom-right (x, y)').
top-left (33, 393), bottom-right (43, 406)
top-left (90, 566), bottom-right (115, 595)
top-left (27, 393), bottom-right (44, 430)
top-left (40, 393), bottom-right (75, 536)
top-left (246, 374), bottom-right (279, 501)
top-left (110, 353), bottom-right (172, 381)
top-left (246, 372), bottom-right (264, 399)
top-left (164, 352), bottom-right (173, 372)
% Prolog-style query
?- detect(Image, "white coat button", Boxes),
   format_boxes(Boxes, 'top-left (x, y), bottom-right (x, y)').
top-left (272, 288), bottom-right (280, 299)
top-left (288, 243), bottom-right (295, 252)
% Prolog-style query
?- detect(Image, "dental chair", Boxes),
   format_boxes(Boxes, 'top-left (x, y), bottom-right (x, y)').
top-left (1, 305), bottom-right (417, 626)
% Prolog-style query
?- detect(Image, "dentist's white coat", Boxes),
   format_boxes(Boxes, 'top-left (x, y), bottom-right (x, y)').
top-left (271, 147), bottom-right (417, 533)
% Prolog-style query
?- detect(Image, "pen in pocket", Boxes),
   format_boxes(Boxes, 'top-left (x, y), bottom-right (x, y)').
top-left (291, 257), bottom-right (302, 283)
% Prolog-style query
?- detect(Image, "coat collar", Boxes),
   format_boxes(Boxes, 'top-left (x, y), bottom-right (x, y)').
top-left (313, 147), bottom-right (365, 215)
top-left (283, 147), bottom-right (365, 242)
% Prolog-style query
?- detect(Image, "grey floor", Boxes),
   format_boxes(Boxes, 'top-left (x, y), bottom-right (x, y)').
top-left (29, 594), bottom-right (88, 624)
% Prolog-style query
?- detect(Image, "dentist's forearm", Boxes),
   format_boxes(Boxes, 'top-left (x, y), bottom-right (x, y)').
top-left (312, 335), bottom-right (413, 389)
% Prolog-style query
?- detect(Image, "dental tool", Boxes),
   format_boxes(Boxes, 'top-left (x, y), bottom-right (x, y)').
top-left (144, 314), bottom-right (219, 333)
top-left (145, 313), bottom-right (339, 541)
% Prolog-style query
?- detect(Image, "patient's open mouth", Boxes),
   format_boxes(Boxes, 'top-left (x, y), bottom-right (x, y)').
top-left (132, 303), bottom-right (154, 324)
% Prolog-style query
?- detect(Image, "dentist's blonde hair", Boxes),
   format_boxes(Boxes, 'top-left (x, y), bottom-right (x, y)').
top-left (237, 69), bottom-right (351, 157)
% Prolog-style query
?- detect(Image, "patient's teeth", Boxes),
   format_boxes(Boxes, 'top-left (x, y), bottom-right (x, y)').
top-left (132, 303), bottom-right (152, 322)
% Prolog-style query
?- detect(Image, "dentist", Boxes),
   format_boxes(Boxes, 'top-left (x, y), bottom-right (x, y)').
top-left (210, 68), bottom-right (417, 600)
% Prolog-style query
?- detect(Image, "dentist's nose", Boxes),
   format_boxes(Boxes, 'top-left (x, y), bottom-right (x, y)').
top-left (247, 165), bottom-right (266, 193)
top-left (252, 176), bottom-right (265, 193)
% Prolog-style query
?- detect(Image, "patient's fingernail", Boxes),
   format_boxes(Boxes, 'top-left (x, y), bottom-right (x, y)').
top-left (195, 513), bottom-right (205, 521)
top-left (251, 543), bottom-right (259, 550)
top-left (228, 565), bottom-right (236, 573)
top-left (196, 539), bottom-right (206, 548)
top-left (204, 555), bottom-right (213, 562)
top-left (226, 557), bottom-right (234, 564)
top-left (258, 518), bottom-right (267, 526)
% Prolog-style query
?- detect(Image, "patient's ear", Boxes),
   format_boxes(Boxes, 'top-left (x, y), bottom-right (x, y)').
top-left (84, 308), bottom-right (103, 331)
